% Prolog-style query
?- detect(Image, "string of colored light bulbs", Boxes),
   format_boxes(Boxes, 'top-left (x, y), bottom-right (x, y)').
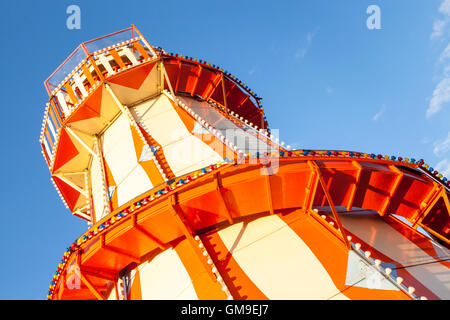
top-left (46, 161), bottom-right (231, 299)
top-left (277, 149), bottom-right (449, 187)
top-left (158, 50), bottom-right (447, 186)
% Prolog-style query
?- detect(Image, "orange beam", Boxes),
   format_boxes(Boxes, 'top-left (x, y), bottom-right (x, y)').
top-left (388, 213), bottom-right (450, 247)
top-left (412, 184), bottom-right (442, 228)
top-left (50, 98), bottom-right (64, 123)
top-left (64, 81), bottom-right (79, 105)
top-left (100, 234), bottom-right (140, 263)
top-left (41, 143), bottom-right (50, 166)
top-left (80, 272), bottom-right (105, 300)
top-left (80, 266), bottom-right (117, 281)
top-left (132, 213), bottom-right (166, 250)
top-left (304, 161), bottom-right (319, 211)
top-left (260, 109), bottom-right (264, 130)
top-left (346, 161), bottom-right (362, 212)
top-left (175, 60), bottom-right (182, 92)
top-left (109, 49), bottom-right (126, 69)
top-left (380, 165), bottom-right (404, 215)
top-left (88, 55), bottom-right (105, 82)
top-left (75, 250), bottom-right (105, 300)
top-left (169, 195), bottom-right (217, 282)
top-left (415, 187), bottom-right (444, 227)
top-left (205, 73), bottom-right (223, 100)
top-left (225, 81), bottom-right (237, 100)
top-left (48, 106), bottom-right (60, 131)
top-left (131, 24), bottom-right (156, 55)
top-left (133, 41), bottom-right (150, 60)
top-left (263, 167), bottom-right (275, 215)
top-left (309, 160), bottom-right (351, 249)
top-left (190, 64), bottom-right (202, 96)
top-left (215, 172), bottom-right (233, 224)
top-left (237, 95), bottom-right (250, 110)
top-left (418, 220), bottom-right (450, 246)
top-left (309, 208), bottom-right (350, 246)
top-left (44, 128), bottom-right (54, 149)
top-left (81, 63), bottom-right (96, 87)
top-left (58, 271), bottom-right (66, 300)
top-left (221, 76), bottom-right (228, 114)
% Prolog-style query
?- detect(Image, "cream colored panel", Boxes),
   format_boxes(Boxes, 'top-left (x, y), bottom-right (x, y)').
top-left (162, 135), bottom-right (222, 177)
top-left (56, 91), bottom-right (70, 116)
top-left (132, 95), bottom-right (223, 177)
top-left (102, 113), bottom-right (140, 185)
top-left (102, 114), bottom-right (132, 156)
top-left (218, 215), bottom-right (348, 300)
top-left (107, 286), bottom-right (117, 300)
top-left (132, 95), bottom-right (190, 146)
top-left (138, 248), bottom-right (197, 300)
top-left (174, 284), bottom-right (199, 300)
top-left (90, 155), bottom-right (106, 221)
top-left (73, 72), bottom-right (88, 97)
top-left (98, 53), bottom-right (115, 75)
top-left (116, 164), bottom-right (153, 206)
top-left (121, 47), bottom-right (139, 65)
top-left (101, 113), bottom-right (153, 206)
top-left (337, 210), bottom-right (450, 299)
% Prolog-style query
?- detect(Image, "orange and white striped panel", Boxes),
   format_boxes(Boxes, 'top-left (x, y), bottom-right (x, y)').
top-left (137, 248), bottom-right (198, 300)
top-left (125, 239), bottom-right (229, 300)
top-left (130, 94), bottom-right (224, 177)
top-left (215, 215), bottom-right (348, 300)
top-left (122, 211), bottom-right (447, 300)
top-left (128, 214), bottom-right (349, 300)
top-left (100, 113), bottom-right (156, 209)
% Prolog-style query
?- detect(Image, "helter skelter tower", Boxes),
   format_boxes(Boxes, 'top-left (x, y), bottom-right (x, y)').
top-left (41, 26), bottom-right (450, 300)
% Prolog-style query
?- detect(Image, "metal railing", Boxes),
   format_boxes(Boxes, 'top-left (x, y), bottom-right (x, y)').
top-left (40, 26), bottom-right (158, 168)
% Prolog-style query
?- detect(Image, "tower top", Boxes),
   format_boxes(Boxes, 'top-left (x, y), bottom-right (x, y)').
top-left (44, 26), bottom-right (158, 96)
top-left (39, 25), bottom-right (269, 221)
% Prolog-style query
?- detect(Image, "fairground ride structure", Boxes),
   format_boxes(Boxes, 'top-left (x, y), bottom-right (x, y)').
top-left (40, 26), bottom-right (450, 300)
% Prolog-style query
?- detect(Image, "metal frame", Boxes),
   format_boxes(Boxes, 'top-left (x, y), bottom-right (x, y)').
top-left (380, 165), bottom-right (404, 215)
top-left (308, 160), bottom-right (352, 249)
top-left (169, 195), bottom-right (218, 282)
top-left (346, 161), bottom-right (362, 212)
top-left (215, 172), bottom-right (234, 224)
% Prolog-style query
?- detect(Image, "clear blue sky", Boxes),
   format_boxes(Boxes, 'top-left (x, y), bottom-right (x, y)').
top-left (0, 0), bottom-right (448, 299)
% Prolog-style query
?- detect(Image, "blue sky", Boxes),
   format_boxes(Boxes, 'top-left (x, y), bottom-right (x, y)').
top-left (0, 0), bottom-right (449, 299)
